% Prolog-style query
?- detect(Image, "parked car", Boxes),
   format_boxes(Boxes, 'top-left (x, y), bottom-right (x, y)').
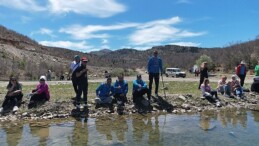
top-left (165, 68), bottom-right (186, 78)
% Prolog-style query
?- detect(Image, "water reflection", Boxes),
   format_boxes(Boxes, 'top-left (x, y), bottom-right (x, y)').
top-left (132, 115), bottom-right (161, 145)
top-left (71, 119), bottom-right (89, 146)
top-left (0, 110), bottom-right (259, 146)
top-left (2, 123), bottom-right (23, 146)
top-left (95, 116), bottom-right (128, 142)
top-left (29, 122), bottom-right (49, 146)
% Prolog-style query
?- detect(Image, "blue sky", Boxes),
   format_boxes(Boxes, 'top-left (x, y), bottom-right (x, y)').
top-left (0, 0), bottom-right (258, 52)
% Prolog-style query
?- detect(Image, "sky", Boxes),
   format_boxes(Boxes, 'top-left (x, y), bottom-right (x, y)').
top-left (0, 0), bottom-right (258, 52)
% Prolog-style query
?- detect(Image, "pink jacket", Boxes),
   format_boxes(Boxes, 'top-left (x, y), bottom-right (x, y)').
top-left (36, 83), bottom-right (50, 100)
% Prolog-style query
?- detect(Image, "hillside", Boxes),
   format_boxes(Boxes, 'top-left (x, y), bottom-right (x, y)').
top-left (1, 24), bottom-right (259, 80)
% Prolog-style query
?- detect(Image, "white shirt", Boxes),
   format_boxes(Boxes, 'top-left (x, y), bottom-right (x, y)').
top-left (70, 61), bottom-right (81, 73)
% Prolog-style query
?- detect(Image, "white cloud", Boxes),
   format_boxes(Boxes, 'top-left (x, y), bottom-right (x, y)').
top-left (170, 41), bottom-right (201, 47)
top-left (59, 16), bottom-right (206, 47)
top-left (102, 39), bottom-right (109, 44)
top-left (0, 0), bottom-right (126, 18)
top-left (0, 0), bottom-right (46, 11)
top-left (39, 40), bottom-right (94, 52)
top-left (129, 17), bottom-right (206, 45)
top-left (48, 0), bottom-right (126, 18)
top-left (59, 23), bottom-right (138, 40)
top-left (31, 28), bottom-right (56, 38)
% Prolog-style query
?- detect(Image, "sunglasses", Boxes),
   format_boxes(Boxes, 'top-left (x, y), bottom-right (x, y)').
top-left (11, 79), bottom-right (17, 81)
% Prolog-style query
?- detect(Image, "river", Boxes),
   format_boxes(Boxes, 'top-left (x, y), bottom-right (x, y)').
top-left (0, 110), bottom-right (259, 146)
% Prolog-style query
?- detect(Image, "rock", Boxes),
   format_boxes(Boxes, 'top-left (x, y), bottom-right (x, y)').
top-left (181, 104), bottom-right (190, 110)
top-left (22, 112), bottom-right (28, 117)
top-left (178, 95), bottom-right (186, 101)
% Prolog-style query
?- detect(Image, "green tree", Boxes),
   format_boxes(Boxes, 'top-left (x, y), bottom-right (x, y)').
top-left (195, 54), bottom-right (214, 70)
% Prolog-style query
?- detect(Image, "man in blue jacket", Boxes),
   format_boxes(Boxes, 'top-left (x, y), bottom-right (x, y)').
top-left (113, 74), bottom-right (128, 106)
top-left (132, 75), bottom-right (150, 104)
top-left (95, 77), bottom-right (114, 111)
top-left (147, 50), bottom-right (163, 97)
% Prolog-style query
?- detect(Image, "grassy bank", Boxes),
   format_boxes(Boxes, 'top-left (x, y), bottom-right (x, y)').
top-left (0, 81), bottom-right (251, 102)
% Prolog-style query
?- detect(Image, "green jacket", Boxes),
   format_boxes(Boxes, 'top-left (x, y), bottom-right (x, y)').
top-left (255, 65), bottom-right (259, 76)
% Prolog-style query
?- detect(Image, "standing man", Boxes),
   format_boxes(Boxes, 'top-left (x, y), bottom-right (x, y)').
top-left (198, 62), bottom-right (209, 89)
top-left (236, 61), bottom-right (247, 87)
top-left (68, 55), bottom-right (81, 96)
top-left (74, 57), bottom-right (88, 108)
top-left (147, 50), bottom-right (163, 98)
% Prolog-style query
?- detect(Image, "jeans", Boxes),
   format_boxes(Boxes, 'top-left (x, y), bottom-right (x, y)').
top-left (76, 81), bottom-right (88, 104)
top-left (149, 73), bottom-right (159, 95)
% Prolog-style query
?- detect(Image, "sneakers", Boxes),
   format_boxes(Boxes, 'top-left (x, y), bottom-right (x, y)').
top-left (13, 106), bottom-right (19, 112)
top-left (0, 107), bottom-right (3, 113)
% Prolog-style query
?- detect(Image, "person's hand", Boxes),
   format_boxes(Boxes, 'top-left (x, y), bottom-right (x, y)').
top-left (117, 85), bottom-right (121, 89)
top-left (138, 84), bottom-right (142, 88)
top-left (7, 92), bottom-right (13, 96)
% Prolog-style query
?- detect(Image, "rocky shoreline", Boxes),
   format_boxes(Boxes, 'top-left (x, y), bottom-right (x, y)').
top-left (0, 93), bottom-right (259, 122)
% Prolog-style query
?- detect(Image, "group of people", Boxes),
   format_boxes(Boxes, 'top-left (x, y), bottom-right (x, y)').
top-left (67, 50), bottom-right (163, 112)
top-left (2, 50), bottom-right (259, 114)
top-left (0, 75), bottom-right (50, 113)
top-left (199, 60), bottom-right (259, 106)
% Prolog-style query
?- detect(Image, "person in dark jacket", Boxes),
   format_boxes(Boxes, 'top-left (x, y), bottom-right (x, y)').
top-left (236, 61), bottom-right (247, 87)
top-left (73, 57), bottom-right (88, 108)
top-left (147, 50), bottom-right (163, 98)
top-left (198, 62), bottom-right (208, 89)
top-left (251, 77), bottom-right (259, 93)
top-left (0, 76), bottom-right (23, 113)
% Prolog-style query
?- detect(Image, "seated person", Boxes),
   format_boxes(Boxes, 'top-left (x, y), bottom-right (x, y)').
top-left (113, 74), bottom-right (128, 106)
top-left (132, 75), bottom-right (150, 105)
top-left (217, 75), bottom-right (227, 94)
top-left (201, 78), bottom-right (221, 107)
top-left (95, 77), bottom-right (114, 111)
top-left (28, 76), bottom-right (50, 109)
top-left (251, 76), bottom-right (259, 93)
top-left (230, 75), bottom-right (243, 98)
top-left (0, 77), bottom-right (23, 113)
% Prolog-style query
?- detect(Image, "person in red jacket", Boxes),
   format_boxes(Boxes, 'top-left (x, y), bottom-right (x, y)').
top-left (235, 61), bottom-right (247, 87)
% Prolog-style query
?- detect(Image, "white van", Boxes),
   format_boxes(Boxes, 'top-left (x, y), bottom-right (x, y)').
top-left (165, 68), bottom-right (186, 78)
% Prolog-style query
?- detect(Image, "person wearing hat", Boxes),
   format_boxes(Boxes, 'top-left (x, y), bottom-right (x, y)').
top-left (132, 75), bottom-right (150, 105)
top-left (74, 57), bottom-right (88, 108)
top-left (198, 62), bottom-right (209, 89)
top-left (28, 75), bottom-right (50, 109)
top-left (254, 61), bottom-right (259, 76)
top-left (68, 55), bottom-right (81, 95)
top-left (0, 76), bottom-right (23, 113)
top-left (235, 60), bottom-right (247, 87)
top-left (251, 76), bottom-right (259, 93)
top-left (147, 50), bottom-right (163, 98)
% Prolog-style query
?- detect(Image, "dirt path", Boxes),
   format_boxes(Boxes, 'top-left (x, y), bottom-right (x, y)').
top-left (0, 73), bottom-right (254, 87)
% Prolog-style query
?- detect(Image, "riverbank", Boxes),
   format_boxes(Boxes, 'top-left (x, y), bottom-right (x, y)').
top-left (0, 92), bottom-right (259, 122)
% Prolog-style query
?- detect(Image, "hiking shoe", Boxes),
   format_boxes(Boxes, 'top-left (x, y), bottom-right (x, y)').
top-left (155, 93), bottom-right (159, 97)
top-left (236, 95), bottom-right (241, 100)
top-left (216, 101), bottom-right (221, 107)
top-left (0, 107), bottom-right (3, 113)
top-left (13, 106), bottom-right (19, 112)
